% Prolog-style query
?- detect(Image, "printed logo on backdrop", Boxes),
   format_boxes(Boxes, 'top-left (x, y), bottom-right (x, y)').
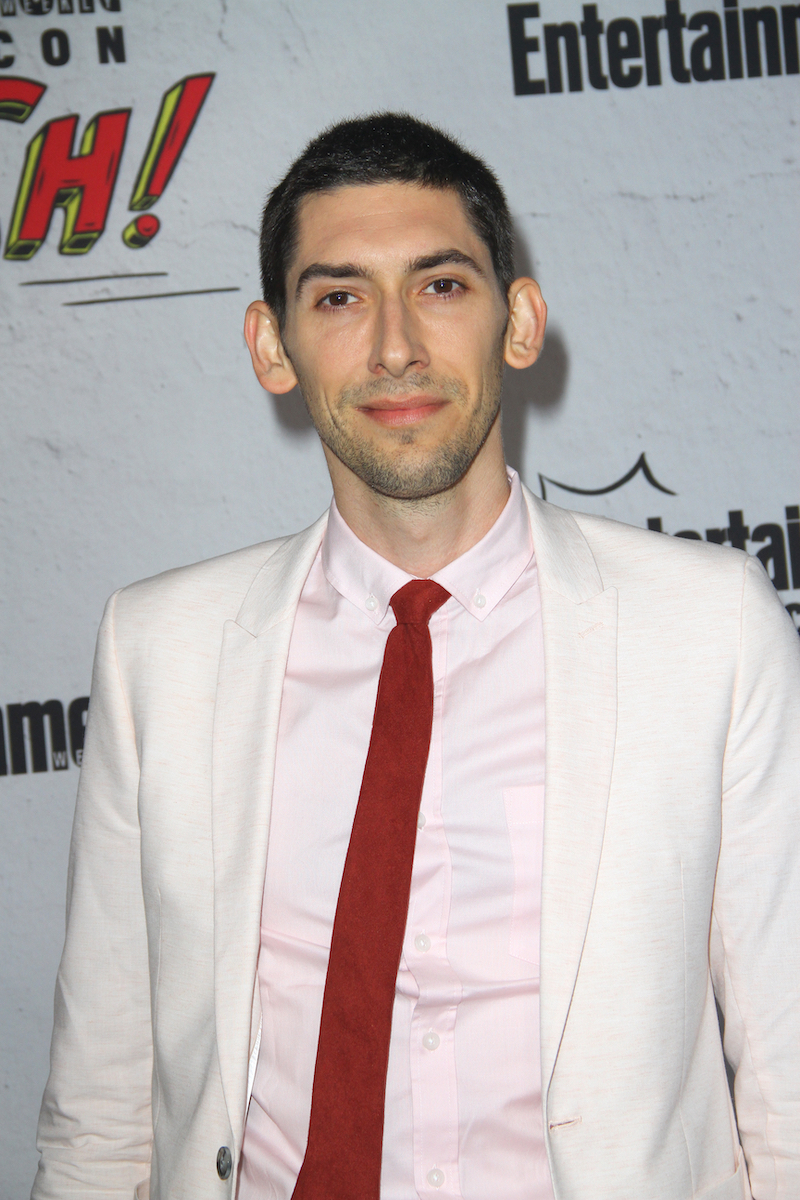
top-left (0, 696), bottom-right (88, 779)
top-left (507, 1), bottom-right (800, 94)
top-left (1, 0), bottom-right (124, 70)
top-left (0, 2), bottom-right (236, 306)
top-left (538, 454), bottom-right (800, 631)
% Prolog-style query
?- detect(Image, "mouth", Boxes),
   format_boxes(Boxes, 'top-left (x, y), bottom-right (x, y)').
top-left (357, 395), bottom-right (448, 428)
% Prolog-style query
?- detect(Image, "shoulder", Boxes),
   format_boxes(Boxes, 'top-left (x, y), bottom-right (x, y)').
top-left (107, 514), bottom-right (327, 644)
top-left (531, 500), bottom-right (799, 699)
top-left (569, 507), bottom-right (748, 590)
top-left (522, 490), bottom-right (789, 644)
top-left (564, 505), bottom-right (798, 658)
top-left (524, 485), bottom-right (749, 592)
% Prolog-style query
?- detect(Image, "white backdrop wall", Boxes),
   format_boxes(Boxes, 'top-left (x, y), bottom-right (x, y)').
top-left (0, 0), bottom-right (797, 1191)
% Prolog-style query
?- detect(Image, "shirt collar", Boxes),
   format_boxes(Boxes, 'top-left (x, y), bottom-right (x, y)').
top-left (321, 467), bottom-right (534, 626)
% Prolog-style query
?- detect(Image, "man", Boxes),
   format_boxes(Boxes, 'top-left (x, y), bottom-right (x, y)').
top-left (33, 114), bottom-right (799, 1200)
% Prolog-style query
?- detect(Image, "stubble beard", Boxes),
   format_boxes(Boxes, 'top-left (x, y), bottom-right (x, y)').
top-left (296, 359), bottom-right (505, 502)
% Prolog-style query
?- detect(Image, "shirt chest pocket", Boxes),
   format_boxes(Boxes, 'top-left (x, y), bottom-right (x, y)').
top-left (503, 784), bottom-right (545, 966)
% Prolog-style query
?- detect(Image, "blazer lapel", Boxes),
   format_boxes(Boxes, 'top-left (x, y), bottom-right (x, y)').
top-left (211, 513), bottom-right (327, 1142)
top-left (523, 489), bottom-right (618, 1094)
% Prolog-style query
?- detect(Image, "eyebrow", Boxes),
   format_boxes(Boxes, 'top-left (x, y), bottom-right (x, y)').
top-left (295, 262), bottom-right (371, 299)
top-left (407, 249), bottom-right (486, 277)
top-left (294, 248), bottom-right (486, 300)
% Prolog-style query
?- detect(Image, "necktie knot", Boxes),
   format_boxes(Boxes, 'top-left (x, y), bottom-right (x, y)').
top-left (390, 579), bottom-right (450, 626)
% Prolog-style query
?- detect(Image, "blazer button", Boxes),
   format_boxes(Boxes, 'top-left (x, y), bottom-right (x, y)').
top-left (216, 1146), bottom-right (232, 1180)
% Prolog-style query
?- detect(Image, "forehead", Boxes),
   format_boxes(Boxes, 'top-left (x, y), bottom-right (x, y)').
top-left (290, 181), bottom-right (489, 277)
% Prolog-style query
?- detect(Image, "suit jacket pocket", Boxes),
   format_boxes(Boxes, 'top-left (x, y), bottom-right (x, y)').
top-left (694, 1151), bottom-right (752, 1200)
top-left (503, 784), bottom-right (544, 965)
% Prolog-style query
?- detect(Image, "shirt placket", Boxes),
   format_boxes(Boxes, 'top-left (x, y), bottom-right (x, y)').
top-left (403, 604), bottom-right (463, 1199)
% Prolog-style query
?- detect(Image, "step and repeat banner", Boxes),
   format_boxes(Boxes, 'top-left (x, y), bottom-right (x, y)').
top-left (0, 0), bottom-right (797, 1187)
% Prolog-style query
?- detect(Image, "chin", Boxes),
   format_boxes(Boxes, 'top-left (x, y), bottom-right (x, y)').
top-left (350, 451), bottom-right (476, 502)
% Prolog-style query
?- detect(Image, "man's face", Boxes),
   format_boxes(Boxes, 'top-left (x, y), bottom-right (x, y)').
top-left (279, 181), bottom-right (511, 501)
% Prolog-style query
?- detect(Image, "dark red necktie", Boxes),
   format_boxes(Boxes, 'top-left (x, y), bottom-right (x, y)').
top-left (291, 579), bottom-right (450, 1200)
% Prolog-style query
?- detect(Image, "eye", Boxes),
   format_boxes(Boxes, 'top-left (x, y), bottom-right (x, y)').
top-left (319, 289), bottom-right (356, 308)
top-left (422, 278), bottom-right (463, 297)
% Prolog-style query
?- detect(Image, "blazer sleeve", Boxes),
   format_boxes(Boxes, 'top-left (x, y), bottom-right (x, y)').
top-left (710, 555), bottom-right (800, 1199)
top-left (32, 590), bottom-right (153, 1199)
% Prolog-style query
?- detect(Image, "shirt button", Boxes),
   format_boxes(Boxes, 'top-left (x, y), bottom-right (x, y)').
top-left (473, 590), bottom-right (487, 609)
top-left (427, 1168), bottom-right (445, 1188)
top-left (422, 1030), bottom-right (440, 1051)
top-left (365, 594), bottom-right (378, 611)
top-left (417, 811), bottom-right (426, 829)
top-left (414, 933), bottom-right (431, 953)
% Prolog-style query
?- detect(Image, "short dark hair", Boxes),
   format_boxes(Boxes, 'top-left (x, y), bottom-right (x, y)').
top-left (259, 112), bottom-right (515, 328)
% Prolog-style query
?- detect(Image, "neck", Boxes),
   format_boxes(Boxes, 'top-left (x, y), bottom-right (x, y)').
top-left (326, 422), bottom-right (510, 577)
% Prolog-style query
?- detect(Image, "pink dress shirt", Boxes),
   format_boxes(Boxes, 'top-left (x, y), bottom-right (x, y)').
top-left (239, 469), bottom-right (554, 1200)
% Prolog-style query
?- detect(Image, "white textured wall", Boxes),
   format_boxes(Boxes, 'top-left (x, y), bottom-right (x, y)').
top-left (0, 1), bottom-right (797, 1191)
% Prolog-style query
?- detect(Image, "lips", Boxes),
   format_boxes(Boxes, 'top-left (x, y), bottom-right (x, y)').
top-left (358, 396), bottom-right (447, 427)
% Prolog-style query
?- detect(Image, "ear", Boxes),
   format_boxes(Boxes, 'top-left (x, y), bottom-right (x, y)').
top-left (503, 278), bottom-right (547, 370)
top-left (243, 300), bottom-right (299, 394)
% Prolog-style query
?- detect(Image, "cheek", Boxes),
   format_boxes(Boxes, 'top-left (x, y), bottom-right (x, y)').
top-left (435, 327), bottom-right (503, 390)
top-left (434, 306), bottom-right (504, 358)
top-left (307, 325), bottom-right (369, 383)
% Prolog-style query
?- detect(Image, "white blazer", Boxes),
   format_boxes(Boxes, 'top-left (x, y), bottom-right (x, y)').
top-left (32, 490), bottom-right (800, 1200)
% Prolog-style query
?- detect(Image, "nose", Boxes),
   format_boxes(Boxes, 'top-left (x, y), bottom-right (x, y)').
top-left (368, 295), bottom-right (429, 378)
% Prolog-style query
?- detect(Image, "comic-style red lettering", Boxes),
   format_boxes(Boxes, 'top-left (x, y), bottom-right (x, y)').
top-left (0, 77), bottom-right (47, 124)
top-left (121, 73), bottom-right (214, 249)
top-left (129, 74), bottom-right (214, 210)
top-left (4, 108), bottom-right (130, 259)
